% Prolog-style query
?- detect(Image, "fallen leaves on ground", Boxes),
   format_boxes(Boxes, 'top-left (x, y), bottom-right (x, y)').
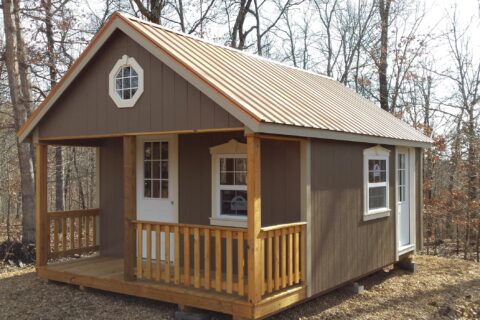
top-left (0, 255), bottom-right (478, 319)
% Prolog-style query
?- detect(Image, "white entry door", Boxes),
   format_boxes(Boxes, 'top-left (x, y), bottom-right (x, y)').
top-left (136, 135), bottom-right (178, 260)
top-left (397, 150), bottom-right (411, 248)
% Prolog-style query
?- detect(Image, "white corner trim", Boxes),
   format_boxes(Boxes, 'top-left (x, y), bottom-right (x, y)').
top-left (300, 139), bottom-right (312, 297)
top-left (108, 55), bottom-right (144, 108)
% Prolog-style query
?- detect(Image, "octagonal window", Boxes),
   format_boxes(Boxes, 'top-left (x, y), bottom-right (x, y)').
top-left (109, 55), bottom-right (144, 108)
top-left (115, 66), bottom-right (138, 100)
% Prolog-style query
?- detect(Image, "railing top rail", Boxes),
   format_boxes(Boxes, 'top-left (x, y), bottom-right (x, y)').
top-left (260, 221), bottom-right (307, 233)
top-left (48, 208), bottom-right (100, 218)
top-left (131, 220), bottom-right (247, 233)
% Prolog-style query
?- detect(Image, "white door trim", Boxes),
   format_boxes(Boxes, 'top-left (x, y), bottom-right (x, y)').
top-left (395, 147), bottom-right (416, 260)
top-left (136, 134), bottom-right (179, 223)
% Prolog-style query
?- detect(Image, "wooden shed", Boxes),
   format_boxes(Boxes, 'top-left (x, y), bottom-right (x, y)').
top-left (18, 12), bottom-right (432, 319)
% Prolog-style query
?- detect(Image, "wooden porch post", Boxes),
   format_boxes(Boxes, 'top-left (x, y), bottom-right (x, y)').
top-left (123, 136), bottom-right (136, 280)
top-left (247, 134), bottom-right (262, 304)
top-left (35, 143), bottom-right (48, 268)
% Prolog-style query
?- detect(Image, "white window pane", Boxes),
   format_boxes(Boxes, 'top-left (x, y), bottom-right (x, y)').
top-left (152, 180), bottom-right (160, 198)
top-left (369, 186), bottom-right (386, 210)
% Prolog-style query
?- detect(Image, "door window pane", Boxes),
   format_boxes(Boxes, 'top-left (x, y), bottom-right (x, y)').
top-left (144, 141), bottom-right (169, 199)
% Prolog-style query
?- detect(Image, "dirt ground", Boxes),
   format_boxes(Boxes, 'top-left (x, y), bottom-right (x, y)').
top-left (0, 254), bottom-right (478, 320)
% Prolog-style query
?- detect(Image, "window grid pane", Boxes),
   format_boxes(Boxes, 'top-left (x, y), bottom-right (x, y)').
top-left (115, 66), bottom-right (139, 100)
top-left (144, 141), bottom-right (169, 199)
top-left (369, 186), bottom-right (387, 210)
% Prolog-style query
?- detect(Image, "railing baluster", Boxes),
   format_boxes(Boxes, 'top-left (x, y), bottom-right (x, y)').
top-left (92, 215), bottom-right (97, 247)
top-left (165, 225), bottom-right (170, 283)
top-left (174, 226), bottom-right (180, 284)
top-left (301, 224), bottom-right (306, 283)
top-left (155, 225), bottom-right (161, 281)
top-left (288, 227), bottom-right (294, 286)
top-left (274, 229), bottom-right (280, 290)
top-left (281, 228), bottom-right (287, 289)
top-left (78, 216), bottom-right (83, 249)
top-left (70, 217), bottom-right (75, 250)
top-left (146, 224), bottom-right (152, 279)
top-left (204, 229), bottom-right (210, 290)
top-left (53, 218), bottom-right (59, 253)
top-left (267, 231), bottom-right (273, 293)
top-left (215, 229), bottom-right (221, 292)
top-left (294, 226), bottom-right (300, 284)
top-left (237, 231), bottom-right (244, 296)
top-left (137, 223), bottom-right (143, 279)
top-left (61, 218), bottom-right (66, 252)
top-left (183, 226), bottom-right (190, 286)
top-left (226, 230), bottom-right (233, 294)
top-left (193, 227), bottom-right (200, 288)
top-left (85, 215), bottom-right (90, 248)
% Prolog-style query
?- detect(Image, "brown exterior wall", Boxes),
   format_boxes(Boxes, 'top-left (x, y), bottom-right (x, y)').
top-left (99, 138), bottom-right (124, 257)
top-left (310, 139), bottom-right (396, 295)
top-left (37, 30), bottom-right (242, 139)
top-left (178, 132), bottom-right (301, 227)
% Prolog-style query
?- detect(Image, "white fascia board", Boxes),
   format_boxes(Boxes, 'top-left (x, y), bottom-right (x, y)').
top-left (257, 123), bottom-right (432, 148)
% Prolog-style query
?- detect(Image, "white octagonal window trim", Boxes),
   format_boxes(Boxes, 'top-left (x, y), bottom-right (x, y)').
top-left (109, 55), bottom-right (144, 108)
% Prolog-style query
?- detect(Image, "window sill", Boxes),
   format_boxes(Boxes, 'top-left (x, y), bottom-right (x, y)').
top-left (210, 216), bottom-right (247, 228)
top-left (363, 209), bottom-right (391, 221)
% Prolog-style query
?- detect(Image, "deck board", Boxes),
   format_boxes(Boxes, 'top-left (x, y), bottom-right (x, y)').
top-left (38, 256), bottom-right (306, 319)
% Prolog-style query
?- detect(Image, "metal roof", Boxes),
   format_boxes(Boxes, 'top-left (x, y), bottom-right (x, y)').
top-left (125, 15), bottom-right (431, 145)
top-left (18, 13), bottom-right (432, 146)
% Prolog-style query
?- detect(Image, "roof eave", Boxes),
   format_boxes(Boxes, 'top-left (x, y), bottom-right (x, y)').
top-left (256, 122), bottom-right (433, 148)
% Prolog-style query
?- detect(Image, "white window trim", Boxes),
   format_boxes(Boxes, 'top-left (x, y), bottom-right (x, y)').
top-left (363, 145), bottom-right (391, 221)
top-left (210, 139), bottom-right (247, 228)
top-left (109, 54), bottom-right (144, 108)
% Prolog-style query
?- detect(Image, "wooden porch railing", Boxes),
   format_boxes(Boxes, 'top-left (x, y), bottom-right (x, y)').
top-left (48, 209), bottom-right (100, 259)
top-left (260, 222), bottom-right (306, 297)
top-left (132, 221), bottom-right (248, 296)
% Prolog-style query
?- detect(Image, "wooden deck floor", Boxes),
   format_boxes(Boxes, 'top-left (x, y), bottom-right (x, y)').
top-left (37, 256), bottom-right (306, 319)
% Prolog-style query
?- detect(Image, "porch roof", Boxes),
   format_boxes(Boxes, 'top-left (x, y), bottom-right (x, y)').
top-left (18, 12), bottom-right (432, 148)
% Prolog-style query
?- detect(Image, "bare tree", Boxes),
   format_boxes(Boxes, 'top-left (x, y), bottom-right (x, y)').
top-left (2, 0), bottom-right (36, 243)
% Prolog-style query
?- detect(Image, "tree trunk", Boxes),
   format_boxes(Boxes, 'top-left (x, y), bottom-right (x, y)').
top-left (2, 0), bottom-right (36, 243)
top-left (378, 0), bottom-right (391, 112)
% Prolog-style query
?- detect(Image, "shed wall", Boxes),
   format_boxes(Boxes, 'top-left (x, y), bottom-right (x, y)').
top-left (38, 30), bottom-right (242, 139)
top-left (310, 139), bottom-right (396, 295)
top-left (178, 132), bottom-right (301, 226)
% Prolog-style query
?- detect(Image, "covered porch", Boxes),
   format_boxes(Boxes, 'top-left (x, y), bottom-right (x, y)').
top-left (34, 130), bottom-right (309, 319)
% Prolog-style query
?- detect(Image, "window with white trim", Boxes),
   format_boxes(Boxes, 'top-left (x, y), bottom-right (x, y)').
top-left (363, 145), bottom-right (390, 220)
top-left (218, 155), bottom-right (247, 217)
top-left (108, 55), bottom-right (144, 108)
top-left (209, 139), bottom-right (248, 228)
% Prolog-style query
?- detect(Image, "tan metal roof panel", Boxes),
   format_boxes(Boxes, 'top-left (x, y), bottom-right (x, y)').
top-left (128, 16), bottom-right (430, 144)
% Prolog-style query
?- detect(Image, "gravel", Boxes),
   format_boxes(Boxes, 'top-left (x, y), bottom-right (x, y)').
top-left (0, 255), bottom-right (478, 320)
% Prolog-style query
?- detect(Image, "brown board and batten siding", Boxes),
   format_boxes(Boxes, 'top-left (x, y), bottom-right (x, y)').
top-left (310, 139), bottom-right (396, 295)
top-left (99, 138), bottom-right (124, 257)
top-left (178, 132), bottom-right (301, 227)
top-left (37, 30), bottom-right (242, 139)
